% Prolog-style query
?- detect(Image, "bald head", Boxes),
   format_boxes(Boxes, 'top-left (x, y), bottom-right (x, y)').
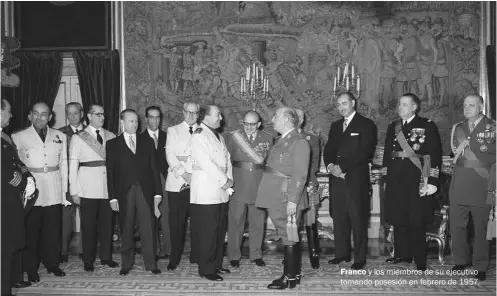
top-left (242, 110), bottom-right (261, 136)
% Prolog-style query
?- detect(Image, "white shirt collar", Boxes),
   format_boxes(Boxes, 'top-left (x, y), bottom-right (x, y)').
top-left (182, 121), bottom-right (198, 130)
top-left (70, 124), bottom-right (84, 133)
top-left (147, 128), bottom-right (159, 138)
top-left (281, 128), bottom-right (295, 139)
top-left (344, 111), bottom-right (356, 123)
top-left (402, 114), bottom-right (415, 125)
top-left (123, 132), bottom-right (136, 139)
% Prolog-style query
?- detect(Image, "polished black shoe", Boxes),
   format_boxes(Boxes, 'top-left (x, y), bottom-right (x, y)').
top-left (84, 263), bottom-right (95, 272)
top-left (59, 254), bottom-right (69, 263)
top-left (101, 260), bottom-right (119, 268)
top-left (119, 268), bottom-right (130, 275)
top-left (203, 273), bottom-right (223, 281)
top-left (167, 263), bottom-right (177, 271)
top-left (267, 275), bottom-right (297, 290)
top-left (12, 281), bottom-right (32, 288)
top-left (295, 274), bottom-right (303, 285)
top-left (254, 259), bottom-right (266, 267)
top-left (452, 264), bottom-right (471, 271)
top-left (475, 272), bottom-right (486, 281)
top-left (385, 257), bottom-right (412, 264)
top-left (230, 260), bottom-right (240, 268)
top-left (328, 257), bottom-right (351, 264)
top-left (351, 262), bottom-right (366, 270)
top-left (150, 268), bottom-right (162, 274)
top-left (28, 272), bottom-right (40, 283)
top-left (216, 267), bottom-right (231, 274)
top-left (47, 267), bottom-right (65, 277)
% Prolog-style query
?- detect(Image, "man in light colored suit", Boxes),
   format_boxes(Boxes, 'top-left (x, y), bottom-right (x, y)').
top-left (190, 105), bottom-right (233, 281)
top-left (165, 102), bottom-right (199, 270)
top-left (69, 104), bottom-right (118, 272)
top-left (12, 102), bottom-right (69, 282)
top-left (59, 102), bottom-right (85, 263)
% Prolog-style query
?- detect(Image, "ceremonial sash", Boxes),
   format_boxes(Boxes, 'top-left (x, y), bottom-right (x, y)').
top-left (451, 123), bottom-right (490, 179)
top-left (395, 122), bottom-right (430, 183)
top-left (76, 130), bottom-right (106, 160)
top-left (232, 130), bottom-right (264, 164)
top-left (1, 131), bottom-right (13, 146)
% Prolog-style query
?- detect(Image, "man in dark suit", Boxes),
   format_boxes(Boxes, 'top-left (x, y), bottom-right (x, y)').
top-left (1, 99), bottom-right (35, 295)
top-left (58, 102), bottom-right (85, 263)
top-left (383, 93), bottom-right (442, 271)
top-left (323, 92), bottom-right (377, 270)
top-left (106, 109), bottom-right (162, 275)
top-left (139, 106), bottom-right (170, 260)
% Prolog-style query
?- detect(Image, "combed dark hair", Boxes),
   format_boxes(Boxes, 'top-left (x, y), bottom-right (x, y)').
top-left (30, 102), bottom-right (52, 115)
top-left (197, 105), bottom-right (215, 124)
top-left (120, 108), bottom-right (137, 120)
top-left (337, 91), bottom-right (356, 102)
top-left (402, 93), bottom-right (421, 113)
top-left (65, 102), bottom-right (83, 113)
top-left (87, 104), bottom-right (103, 114)
top-left (145, 105), bottom-right (162, 117)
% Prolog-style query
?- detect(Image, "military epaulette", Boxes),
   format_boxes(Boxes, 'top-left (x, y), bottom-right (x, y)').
top-left (194, 127), bottom-right (203, 134)
top-left (454, 120), bottom-right (464, 127)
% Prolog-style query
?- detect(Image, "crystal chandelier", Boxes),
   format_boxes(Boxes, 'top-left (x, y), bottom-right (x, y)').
top-left (333, 62), bottom-right (361, 100)
top-left (240, 62), bottom-right (269, 110)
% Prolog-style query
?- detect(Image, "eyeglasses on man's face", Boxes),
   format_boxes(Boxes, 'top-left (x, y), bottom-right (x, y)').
top-left (243, 122), bottom-right (259, 127)
top-left (91, 113), bottom-right (105, 117)
top-left (184, 110), bottom-right (198, 116)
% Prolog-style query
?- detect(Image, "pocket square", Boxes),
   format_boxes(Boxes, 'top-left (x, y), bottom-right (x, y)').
top-left (350, 133), bottom-right (359, 136)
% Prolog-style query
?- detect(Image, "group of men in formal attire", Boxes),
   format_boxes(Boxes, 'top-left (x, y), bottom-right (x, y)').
top-left (1, 90), bottom-right (494, 295)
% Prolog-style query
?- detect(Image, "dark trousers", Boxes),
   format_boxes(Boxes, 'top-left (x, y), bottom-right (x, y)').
top-left (23, 204), bottom-right (62, 275)
top-left (450, 204), bottom-right (491, 271)
top-left (329, 182), bottom-right (369, 263)
top-left (157, 175), bottom-right (171, 256)
top-left (80, 198), bottom-right (113, 263)
top-left (167, 190), bottom-right (190, 265)
top-left (61, 198), bottom-right (82, 255)
top-left (393, 224), bottom-right (426, 266)
top-left (120, 183), bottom-right (156, 270)
top-left (1, 250), bottom-right (13, 295)
top-left (190, 202), bottom-right (228, 276)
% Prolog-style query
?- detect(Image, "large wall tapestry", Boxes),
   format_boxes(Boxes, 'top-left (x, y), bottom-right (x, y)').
top-left (124, 1), bottom-right (482, 154)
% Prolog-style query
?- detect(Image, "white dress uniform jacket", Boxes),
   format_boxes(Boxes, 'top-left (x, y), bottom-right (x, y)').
top-left (69, 126), bottom-right (115, 199)
top-left (190, 123), bottom-right (233, 205)
top-left (165, 121), bottom-right (198, 192)
top-left (12, 125), bottom-right (68, 207)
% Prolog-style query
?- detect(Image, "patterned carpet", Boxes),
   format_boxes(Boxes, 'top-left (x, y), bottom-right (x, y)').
top-left (13, 252), bottom-right (496, 296)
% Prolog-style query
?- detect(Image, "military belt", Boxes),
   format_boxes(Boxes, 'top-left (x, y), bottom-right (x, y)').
top-left (80, 160), bottom-right (106, 167)
top-left (392, 151), bottom-right (423, 159)
top-left (27, 165), bottom-right (59, 173)
top-left (192, 164), bottom-right (227, 173)
top-left (232, 161), bottom-right (265, 170)
top-left (456, 159), bottom-right (492, 169)
top-left (264, 166), bottom-right (290, 179)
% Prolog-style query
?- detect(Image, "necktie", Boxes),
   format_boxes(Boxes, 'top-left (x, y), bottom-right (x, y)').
top-left (189, 126), bottom-right (193, 135)
top-left (75, 128), bottom-right (79, 133)
top-left (129, 135), bottom-right (136, 154)
top-left (96, 130), bottom-right (103, 145)
top-left (469, 122), bottom-right (475, 133)
top-left (153, 133), bottom-right (158, 149)
top-left (38, 129), bottom-right (46, 142)
top-left (343, 119), bottom-right (348, 132)
top-left (402, 121), bottom-right (406, 127)
top-left (250, 134), bottom-right (255, 143)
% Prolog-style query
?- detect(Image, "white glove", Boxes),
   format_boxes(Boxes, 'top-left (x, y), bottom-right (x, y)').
top-left (24, 177), bottom-right (36, 197)
top-left (226, 188), bottom-right (234, 196)
top-left (420, 184), bottom-right (437, 196)
top-left (62, 195), bottom-right (72, 207)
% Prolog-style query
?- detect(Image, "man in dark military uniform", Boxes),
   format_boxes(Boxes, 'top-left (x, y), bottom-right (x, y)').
top-left (1, 99), bottom-right (35, 295)
top-left (323, 92), bottom-right (378, 270)
top-left (256, 107), bottom-right (310, 290)
top-left (295, 109), bottom-right (321, 269)
top-left (225, 111), bottom-right (273, 268)
top-left (383, 93), bottom-right (442, 271)
top-left (449, 94), bottom-right (496, 281)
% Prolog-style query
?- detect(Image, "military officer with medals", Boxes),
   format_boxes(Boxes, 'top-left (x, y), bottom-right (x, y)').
top-left (1, 99), bottom-right (36, 295)
top-left (59, 102), bottom-right (85, 263)
top-left (69, 104), bottom-right (119, 272)
top-left (383, 93), bottom-right (442, 271)
top-left (449, 94), bottom-right (496, 281)
top-left (256, 107), bottom-right (310, 290)
top-left (12, 102), bottom-right (69, 281)
top-left (225, 111), bottom-right (273, 268)
top-left (295, 109), bottom-right (321, 269)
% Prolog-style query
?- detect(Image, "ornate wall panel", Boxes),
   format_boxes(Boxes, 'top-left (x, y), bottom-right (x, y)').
top-left (123, 1), bottom-right (482, 154)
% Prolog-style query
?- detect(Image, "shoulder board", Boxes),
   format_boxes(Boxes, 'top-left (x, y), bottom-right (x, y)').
top-left (194, 127), bottom-right (203, 134)
top-left (454, 120), bottom-right (464, 127)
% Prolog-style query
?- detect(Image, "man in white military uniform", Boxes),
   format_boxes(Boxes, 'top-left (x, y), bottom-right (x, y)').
top-left (12, 102), bottom-right (68, 281)
top-left (190, 105), bottom-right (233, 281)
top-left (69, 104), bottom-right (119, 272)
top-left (165, 102), bottom-right (199, 270)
